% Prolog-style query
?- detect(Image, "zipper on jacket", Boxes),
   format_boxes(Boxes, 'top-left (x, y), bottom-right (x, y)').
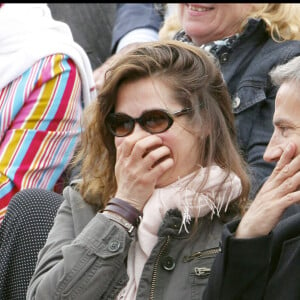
top-left (183, 246), bottom-right (221, 262)
top-left (194, 267), bottom-right (211, 278)
top-left (149, 235), bottom-right (171, 300)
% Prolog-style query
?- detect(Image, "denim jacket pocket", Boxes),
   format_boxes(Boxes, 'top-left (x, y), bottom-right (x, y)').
top-left (232, 83), bottom-right (266, 114)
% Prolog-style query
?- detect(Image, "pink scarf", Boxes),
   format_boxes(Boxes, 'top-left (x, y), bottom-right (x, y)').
top-left (117, 165), bottom-right (242, 299)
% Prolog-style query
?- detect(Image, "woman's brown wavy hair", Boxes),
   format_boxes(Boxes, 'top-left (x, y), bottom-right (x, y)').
top-left (73, 40), bottom-right (250, 216)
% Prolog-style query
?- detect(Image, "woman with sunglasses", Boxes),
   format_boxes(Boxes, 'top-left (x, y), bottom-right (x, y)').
top-left (27, 40), bottom-right (249, 299)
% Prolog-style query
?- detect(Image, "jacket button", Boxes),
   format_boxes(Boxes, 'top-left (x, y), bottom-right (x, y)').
top-left (172, 222), bottom-right (180, 229)
top-left (220, 52), bottom-right (229, 63)
top-left (161, 256), bottom-right (176, 271)
top-left (232, 96), bottom-right (240, 109)
top-left (108, 240), bottom-right (120, 252)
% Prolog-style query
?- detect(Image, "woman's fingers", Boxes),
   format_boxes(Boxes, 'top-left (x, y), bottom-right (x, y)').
top-left (143, 145), bottom-right (171, 169)
top-left (117, 135), bottom-right (173, 177)
top-left (116, 133), bottom-right (162, 160)
top-left (115, 134), bottom-right (174, 209)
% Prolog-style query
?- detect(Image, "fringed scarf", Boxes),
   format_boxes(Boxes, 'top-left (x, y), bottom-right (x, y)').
top-left (117, 165), bottom-right (242, 299)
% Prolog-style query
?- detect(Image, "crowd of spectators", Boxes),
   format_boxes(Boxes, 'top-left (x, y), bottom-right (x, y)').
top-left (0, 3), bottom-right (300, 299)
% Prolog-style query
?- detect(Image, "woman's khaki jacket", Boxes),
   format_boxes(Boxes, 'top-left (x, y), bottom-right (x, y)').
top-left (27, 186), bottom-right (226, 300)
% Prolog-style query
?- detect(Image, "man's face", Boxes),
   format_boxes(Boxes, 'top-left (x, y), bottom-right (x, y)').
top-left (264, 80), bottom-right (300, 162)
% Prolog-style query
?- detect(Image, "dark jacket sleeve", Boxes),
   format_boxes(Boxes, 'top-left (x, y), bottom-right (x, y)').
top-left (203, 219), bottom-right (272, 300)
top-left (111, 3), bottom-right (163, 53)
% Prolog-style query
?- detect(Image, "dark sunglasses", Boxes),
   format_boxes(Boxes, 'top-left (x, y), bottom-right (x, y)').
top-left (105, 107), bottom-right (193, 137)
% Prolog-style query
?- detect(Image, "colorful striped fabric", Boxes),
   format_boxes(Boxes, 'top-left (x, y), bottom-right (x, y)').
top-left (0, 53), bottom-right (83, 224)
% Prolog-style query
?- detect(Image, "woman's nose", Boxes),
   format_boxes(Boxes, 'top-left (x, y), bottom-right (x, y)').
top-left (131, 122), bottom-right (151, 137)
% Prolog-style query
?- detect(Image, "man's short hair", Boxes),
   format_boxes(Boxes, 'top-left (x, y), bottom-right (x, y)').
top-left (270, 55), bottom-right (300, 86)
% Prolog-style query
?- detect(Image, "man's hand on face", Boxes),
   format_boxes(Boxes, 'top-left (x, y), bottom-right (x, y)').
top-left (236, 142), bottom-right (300, 239)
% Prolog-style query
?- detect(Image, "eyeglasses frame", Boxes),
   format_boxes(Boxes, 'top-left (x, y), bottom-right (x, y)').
top-left (105, 107), bottom-right (193, 137)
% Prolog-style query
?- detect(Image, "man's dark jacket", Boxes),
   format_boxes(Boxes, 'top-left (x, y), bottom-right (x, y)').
top-left (205, 204), bottom-right (300, 300)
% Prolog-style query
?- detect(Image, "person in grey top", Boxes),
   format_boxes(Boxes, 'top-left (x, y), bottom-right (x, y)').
top-left (26, 41), bottom-right (250, 299)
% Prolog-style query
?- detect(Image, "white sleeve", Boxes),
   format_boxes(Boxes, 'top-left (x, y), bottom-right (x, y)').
top-left (116, 28), bottom-right (159, 53)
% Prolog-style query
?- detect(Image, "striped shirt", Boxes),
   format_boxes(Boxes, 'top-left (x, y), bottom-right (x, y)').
top-left (0, 53), bottom-right (83, 223)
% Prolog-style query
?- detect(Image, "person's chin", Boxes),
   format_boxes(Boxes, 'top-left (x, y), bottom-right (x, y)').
top-left (155, 173), bottom-right (174, 188)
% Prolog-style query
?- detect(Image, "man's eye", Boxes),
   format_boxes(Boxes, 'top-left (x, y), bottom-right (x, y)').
top-left (279, 126), bottom-right (289, 135)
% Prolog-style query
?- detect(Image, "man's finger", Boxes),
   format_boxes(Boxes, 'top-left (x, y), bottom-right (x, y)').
top-left (269, 142), bottom-right (296, 180)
